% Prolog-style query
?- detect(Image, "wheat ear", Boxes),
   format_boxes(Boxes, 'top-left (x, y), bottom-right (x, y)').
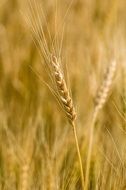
top-left (52, 56), bottom-right (76, 122)
top-left (94, 60), bottom-right (117, 112)
top-left (51, 55), bottom-right (85, 189)
top-left (85, 60), bottom-right (117, 190)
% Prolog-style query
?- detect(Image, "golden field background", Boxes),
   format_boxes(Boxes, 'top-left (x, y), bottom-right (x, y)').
top-left (0, 0), bottom-right (126, 189)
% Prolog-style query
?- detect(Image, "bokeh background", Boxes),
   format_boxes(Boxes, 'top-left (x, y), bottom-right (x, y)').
top-left (0, 0), bottom-right (126, 189)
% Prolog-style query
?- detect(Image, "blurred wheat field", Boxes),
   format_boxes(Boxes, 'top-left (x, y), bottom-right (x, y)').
top-left (0, 0), bottom-right (126, 189)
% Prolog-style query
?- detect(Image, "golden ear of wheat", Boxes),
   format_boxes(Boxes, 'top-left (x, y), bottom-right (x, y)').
top-left (51, 55), bottom-right (76, 123)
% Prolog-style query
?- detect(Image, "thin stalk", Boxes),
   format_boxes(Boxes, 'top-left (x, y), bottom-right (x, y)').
top-left (85, 109), bottom-right (98, 190)
top-left (72, 121), bottom-right (85, 190)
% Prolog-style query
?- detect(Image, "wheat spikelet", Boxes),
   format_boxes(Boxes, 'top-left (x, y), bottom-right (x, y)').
top-left (51, 55), bottom-right (76, 123)
top-left (94, 60), bottom-right (117, 112)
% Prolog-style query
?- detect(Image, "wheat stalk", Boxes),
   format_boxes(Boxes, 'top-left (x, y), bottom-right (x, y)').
top-left (24, 2), bottom-right (84, 186)
top-left (85, 60), bottom-right (117, 190)
top-left (51, 55), bottom-right (85, 189)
